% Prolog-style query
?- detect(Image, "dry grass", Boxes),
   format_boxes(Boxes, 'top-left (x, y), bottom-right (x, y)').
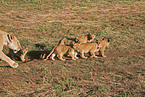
top-left (0, 0), bottom-right (145, 96)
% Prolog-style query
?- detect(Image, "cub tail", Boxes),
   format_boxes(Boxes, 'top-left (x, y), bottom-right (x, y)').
top-left (44, 45), bottom-right (57, 60)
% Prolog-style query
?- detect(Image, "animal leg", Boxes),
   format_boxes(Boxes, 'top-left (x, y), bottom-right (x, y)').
top-left (81, 52), bottom-right (87, 59)
top-left (20, 55), bottom-right (25, 62)
top-left (58, 54), bottom-right (65, 61)
top-left (75, 52), bottom-right (79, 59)
top-left (90, 51), bottom-right (97, 58)
top-left (70, 51), bottom-right (76, 60)
top-left (101, 49), bottom-right (106, 57)
top-left (0, 52), bottom-right (18, 68)
top-left (51, 53), bottom-right (56, 60)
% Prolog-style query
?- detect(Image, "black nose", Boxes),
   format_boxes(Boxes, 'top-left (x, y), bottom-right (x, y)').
top-left (13, 50), bottom-right (17, 53)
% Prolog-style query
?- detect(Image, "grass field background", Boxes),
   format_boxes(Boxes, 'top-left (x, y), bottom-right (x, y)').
top-left (0, 0), bottom-right (145, 96)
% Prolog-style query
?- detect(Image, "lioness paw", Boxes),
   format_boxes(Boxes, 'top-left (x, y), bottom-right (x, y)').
top-left (11, 63), bottom-right (19, 68)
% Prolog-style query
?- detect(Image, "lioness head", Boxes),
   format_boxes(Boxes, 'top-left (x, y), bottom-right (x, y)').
top-left (8, 33), bottom-right (21, 53)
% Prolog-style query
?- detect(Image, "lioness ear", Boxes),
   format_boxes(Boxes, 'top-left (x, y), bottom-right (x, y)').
top-left (8, 33), bottom-right (15, 42)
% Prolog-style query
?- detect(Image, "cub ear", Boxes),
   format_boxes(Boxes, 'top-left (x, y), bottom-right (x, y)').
top-left (108, 38), bottom-right (111, 42)
top-left (87, 33), bottom-right (91, 35)
top-left (96, 40), bottom-right (100, 44)
top-left (21, 46), bottom-right (24, 49)
top-left (8, 33), bottom-right (15, 42)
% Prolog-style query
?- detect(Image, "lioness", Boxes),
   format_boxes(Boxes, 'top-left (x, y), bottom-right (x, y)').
top-left (44, 45), bottom-right (78, 61)
top-left (9, 47), bottom-right (28, 62)
top-left (0, 30), bottom-right (21, 68)
top-left (73, 41), bottom-right (102, 59)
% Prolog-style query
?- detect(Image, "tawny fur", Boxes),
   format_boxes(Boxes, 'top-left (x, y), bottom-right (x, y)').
top-left (9, 47), bottom-right (28, 62)
top-left (98, 38), bottom-right (111, 57)
top-left (44, 37), bottom-right (78, 60)
top-left (45, 45), bottom-right (78, 61)
top-left (0, 30), bottom-right (21, 68)
top-left (58, 37), bottom-right (79, 46)
top-left (76, 33), bottom-right (96, 44)
top-left (73, 41), bottom-right (101, 59)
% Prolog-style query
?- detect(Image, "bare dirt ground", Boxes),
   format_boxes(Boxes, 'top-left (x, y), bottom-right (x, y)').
top-left (0, 0), bottom-right (145, 96)
top-left (0, 49), bottom-right (144, 96)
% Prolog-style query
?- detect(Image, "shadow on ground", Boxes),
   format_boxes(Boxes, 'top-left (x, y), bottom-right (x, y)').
top-left (27, 50), bottom-right (51, 60)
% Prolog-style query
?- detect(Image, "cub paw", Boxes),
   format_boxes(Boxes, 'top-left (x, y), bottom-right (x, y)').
top-left (103, 55), bottom-right (106, 57)
top-left (60, 59), bottom-right (65, 61)
top-left (21, 59), bottom-right (25, 62)
top-left (82, 57), bottom-right (88, 59)
top-left (90, 56), bottom-right (94, 58)
top-left (94, 56), bottom-right (98, 58)
top-left (90, 56), bottom-right (98, 58)
top-left (44, 59), bottom-right (48, 61)
top-left (75, 57), bottom-right (79, 59)
top-left (11, 63), bottom-right (19, 68)
top-left (52, 58), bottom-right (55, 61)
top-left (72, 58), bottom-right (76, 60)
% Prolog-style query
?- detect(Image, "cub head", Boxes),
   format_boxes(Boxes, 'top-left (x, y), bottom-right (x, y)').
top-left (88, 33), bottom-right (96, 40)
top-left (73, 43), bottom-right (80, 52)
top-left (75, 36), bottom-right (83, 44)
top-left (74, 37), bottom-right (80, 43)
top-left (20, 47), bottom-right (28, 55)
top-left (96, 40), bottom-right (102, 48)
top-left (19, 47), bottom-right (28, 62)
top-left (8, 33), bottom-right (21, 53)
top-left (103, 38), bottom-right (111, 47)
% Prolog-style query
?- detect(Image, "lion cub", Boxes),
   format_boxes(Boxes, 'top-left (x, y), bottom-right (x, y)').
top-left (59, 33), bottom-right (96, 46)
top-left (9, 47), bottom-right (28, 62)
top-left (98, 38), bottom-right (111, 57)
top-left (58, 37), bottom-right (79, 46)
top-left (73, 41), bottom-right (102, 59)
top-left (76, 33), bottom-right (96, 44)
top-left (44, 45), bottom-right (78, 61)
